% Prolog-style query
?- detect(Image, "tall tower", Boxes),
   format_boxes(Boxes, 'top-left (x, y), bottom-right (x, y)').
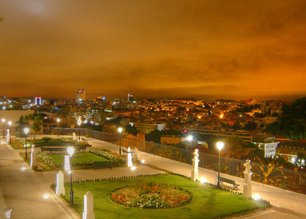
top-left (127, 93), bottom-right (133, 102)
top-left (76, 89), bottom-right (86, 103)
top-left (34, 97), bottom-right (42, 105)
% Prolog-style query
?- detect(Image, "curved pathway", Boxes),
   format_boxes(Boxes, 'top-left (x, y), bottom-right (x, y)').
top-left (87, 138), bottom-right (306, 219)
top-left (0, 139), bottom-right (164, 219)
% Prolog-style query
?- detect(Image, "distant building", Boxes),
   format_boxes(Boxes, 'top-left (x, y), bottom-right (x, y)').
top-left (260, 101), bottom-right (283, 115)
top-left (34, 97), bottom-right (42, 105)
top-left (261, 142), bottom-right (279, 158)
top-left (254, 136), bottom-right (279, 158)
top-left (161, 135), bottom-right (182, 145)
top-left (76, 89), bottom-right (86, 103)
top-left (276, 141), bottom-right (306, 165)
top-left (127, 93), bottom-right (133, 102)
top-left (133, 122), bottom-right (156, 134)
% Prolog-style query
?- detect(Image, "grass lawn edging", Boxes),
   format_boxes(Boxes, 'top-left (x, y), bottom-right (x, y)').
top-left (53, 173), bottom-right (270, 218)
top-left (19, 148), bottom-right (125, 171)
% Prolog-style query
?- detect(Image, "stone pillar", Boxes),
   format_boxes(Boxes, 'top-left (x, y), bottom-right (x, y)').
top-left (133, 147), bottom-right (139, 162)
top-left (6, 129), bottom-right (10, 144)
top-left (64, 155), bottom-right (71, 171)
top-left (56, 171), bottom-right (65, 196)
top-left (30, 145), bottom-right (37, 169)
top-left (82, 191), bottom-right (95, 219)
top-left (4, 208), bottom-right (12, 219)
top-left (127, 147), bottom-right (133, 167)
top-left (191, 149), bottom-right (199, 181)
top-left (243, 160), bottom-right (252, 198)
top-left (72, 132), bottom-right (76, 141)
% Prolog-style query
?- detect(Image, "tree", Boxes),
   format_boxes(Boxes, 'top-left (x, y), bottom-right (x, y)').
top-left (266, 97), bottom-right (306, 139)
top-left (32, 118), bottom-right (42, 136)
top-left (252, 150), bottom-right (287, 185)
top-left (145, 129), bottom-right (161, 143)
top-left (125, 124), bottom-right (138, 136)
top-left (235, 104), bottom-right (260, 113)
top-left (245, 121), bottom-right (257, 130)
top-left (23, 113), bottom-right (44, 138)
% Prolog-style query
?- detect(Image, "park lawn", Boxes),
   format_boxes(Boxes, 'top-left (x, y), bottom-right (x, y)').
top-left (49, 152), bottom-right (110, 169)
top-left (63, 174), bottom-right (266, 219)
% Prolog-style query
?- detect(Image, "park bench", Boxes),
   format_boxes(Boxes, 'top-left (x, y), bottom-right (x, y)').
top-left (41, 145), bottom-right (88, 153)
top-left (41, 146), bottom-right (67, 153)
top-left (121, 147), bottom-right (134, 156)
top-left (219, 177), bottom-right (239, 190)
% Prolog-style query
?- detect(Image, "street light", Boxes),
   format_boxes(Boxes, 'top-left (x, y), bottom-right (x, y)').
top-left (216, 141), bottom-right (224, 187)
top-left (186, 134), bottom-right (193, 150)
top-left (23, 127), bottom-right (30, 161)
top-left (1, 118), bottom-right (6, 139)
top-left (186, 134), bottom-right (193, 142)
top-left (67, 146), bottom-right (75, 206)
top-left (77, 117), bottom-right (82, 141)
top-left (56, 118), bottom-right (61, 137)
top-left (117, 127), bottom-right (123, 155)
top-left (7, 121), bottom-right (12, 144)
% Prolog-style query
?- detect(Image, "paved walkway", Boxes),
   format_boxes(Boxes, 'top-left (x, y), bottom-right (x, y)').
top-left (2, 135), bottom-right (305, 218)
top-left (87, 138), bottom-right (306, 219)
top-left (0, 139), bottom-right (164, 219)
top-left (0, 141), bottom-right (80, 219)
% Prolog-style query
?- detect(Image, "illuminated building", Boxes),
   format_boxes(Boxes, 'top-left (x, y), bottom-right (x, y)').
top-left (127, 93), bottom-right (133, 102)
top-left (34, 97), bottom-right (42, 105)
top-left (76, 89), bottom-right (86, 103)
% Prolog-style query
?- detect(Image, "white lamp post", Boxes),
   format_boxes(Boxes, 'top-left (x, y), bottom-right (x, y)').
top-left (7, 121), bottom-right (12, 144)
top-left (67, 146), bottom-right (75, 206)
top-left (216, 141), bottom-right (224, 187)
top-left (77, 117), bottom-right (82, 141)
top-left (117, 127), bottom-right (123, 155)
top-left (56, 118), bottom-right (61, 137)
top-left (1, 118), bottom-right (6, 139)
top-left (23, 127), bottom-right (30, 161)
top-left (67, 146), bottom-right (75, 157)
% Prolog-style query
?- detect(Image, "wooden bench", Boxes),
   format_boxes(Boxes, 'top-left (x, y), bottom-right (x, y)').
top-left (121, 147), bottom-right (134, 156)
top-left (41, 146), bottom-right (67, 153)
top-left (219, 177), bottom-right (239, 190)
top-left (41, 146), bottom-right (87, 153)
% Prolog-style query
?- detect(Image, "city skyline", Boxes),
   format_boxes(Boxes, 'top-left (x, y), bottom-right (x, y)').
top-left (1, 1), bottom-right (306, 100)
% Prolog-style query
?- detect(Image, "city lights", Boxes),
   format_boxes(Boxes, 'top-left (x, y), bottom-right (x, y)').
top-left (0, 1), bottom-right (305, 218)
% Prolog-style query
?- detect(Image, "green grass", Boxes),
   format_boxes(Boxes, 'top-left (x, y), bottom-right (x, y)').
top-left (63, 174), bottom-right (267, 219)
top-left (49, 152), bottom-right (110, 169)
top-left (11, 137), bottom-right (91, 149)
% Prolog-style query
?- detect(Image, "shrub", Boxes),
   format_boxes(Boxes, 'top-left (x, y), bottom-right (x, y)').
top-left (90, 148), bottom-right (125, 167)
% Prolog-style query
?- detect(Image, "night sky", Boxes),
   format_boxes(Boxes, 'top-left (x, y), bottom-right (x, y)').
top-left (1, 0), bottom-right (306, 100)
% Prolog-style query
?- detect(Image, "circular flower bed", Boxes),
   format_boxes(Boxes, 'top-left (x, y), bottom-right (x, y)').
top-left (111, 183), bottom-right (192, 208)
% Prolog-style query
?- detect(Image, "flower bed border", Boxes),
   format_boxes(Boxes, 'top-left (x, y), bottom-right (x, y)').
top-left (51, 172), bottom-right (270, 218)
top-left (111, 183), bottom-right (193, 209)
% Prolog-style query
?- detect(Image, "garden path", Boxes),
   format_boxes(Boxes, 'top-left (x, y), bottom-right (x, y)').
top-left (87, 137), bottom-right (306, 219)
